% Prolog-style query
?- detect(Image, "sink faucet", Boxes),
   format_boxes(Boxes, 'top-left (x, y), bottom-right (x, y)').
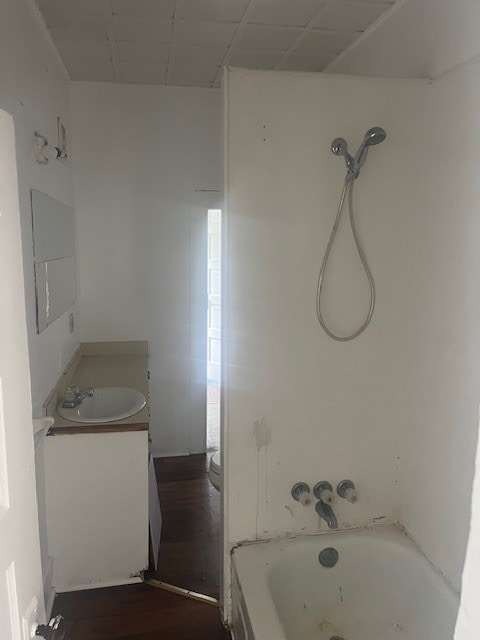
top-left (62, 386), bottom-right (94, 408)
top-left (315, 500), bottom-right (338, 529)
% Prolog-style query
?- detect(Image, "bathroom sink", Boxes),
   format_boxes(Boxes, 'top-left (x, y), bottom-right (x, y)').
top-left (58, 387), bottom-right (146, 424)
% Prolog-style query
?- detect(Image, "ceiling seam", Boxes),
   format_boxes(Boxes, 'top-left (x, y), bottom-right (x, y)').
top-left (103, 0), bottom-right (122, 82)
top-left (166, 0), bottom-right (187, 86)
top-left (273, 3), bottom-right (333, 71)
top-left (25, 0), bottom-right (71, 81)
top-left (324, 0), bottom-right (403, 74)
top-left (212, 0), bottom-right (260, 88)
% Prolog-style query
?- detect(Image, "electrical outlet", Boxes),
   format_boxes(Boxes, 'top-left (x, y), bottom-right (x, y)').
top-left (69, 312), bottom-right (74, 334)
top-left (21, 597), bottom-right (38, 640)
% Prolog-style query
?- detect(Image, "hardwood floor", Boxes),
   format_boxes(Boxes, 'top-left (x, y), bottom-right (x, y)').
top-left (146, 454), bottom-right (221, 598)
top-left (52, 454), bottom-right (229, 639)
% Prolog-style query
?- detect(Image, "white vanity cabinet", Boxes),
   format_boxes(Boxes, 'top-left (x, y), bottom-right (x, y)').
top-left (42, 342), bottom-right (157, 592)
top-left (45, 430), bottom-right (149, 591)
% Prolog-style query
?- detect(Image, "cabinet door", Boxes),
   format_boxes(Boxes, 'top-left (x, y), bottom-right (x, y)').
top-left (148, 455), bottom-right (162, 569)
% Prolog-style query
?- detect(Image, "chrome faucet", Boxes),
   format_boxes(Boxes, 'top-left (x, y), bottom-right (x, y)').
top-left (314, 481), bottom-right (338, 529)
top-left (62, 386), bottom-right (94, 408)
top-left (315, 500), bottom-right (338, 529)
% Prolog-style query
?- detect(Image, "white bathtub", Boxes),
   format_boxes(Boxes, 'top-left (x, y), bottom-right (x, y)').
top-left (232, 525), bottom-right (459, 640)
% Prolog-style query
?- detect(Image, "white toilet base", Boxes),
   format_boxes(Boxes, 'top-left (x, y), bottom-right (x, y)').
top-left (208, 451), bottom-right (221, 491)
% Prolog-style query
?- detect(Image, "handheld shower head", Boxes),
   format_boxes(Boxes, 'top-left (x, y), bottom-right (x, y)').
top-left (353, 126), bottom-right (386, 175)
top-left (330, 127), bottom-right (386, 180)
top-left (363, 127), bottom-right (387, 146)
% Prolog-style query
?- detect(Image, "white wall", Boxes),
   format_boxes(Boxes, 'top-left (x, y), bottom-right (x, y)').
top-left (224, 63), bottom-right (480, 599)
top-left (455, 419), bottom-right (480, 639)
top-left (327, 0), bottom-right (480, 80)
top-left (1, 0), bottom-right (79, 618)
top-left (0, 0), bottom-right (79, 411)
top-left (323, 0), bottom-right (480, 596)
top-left (224, 67), bottom-right (429, 546)
top-left (71, 83), bottom-right (222, 456)
top-left (397, 58), bottom-right (480, 592)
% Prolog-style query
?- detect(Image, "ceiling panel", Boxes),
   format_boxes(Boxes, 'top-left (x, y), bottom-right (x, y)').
top-left (171, 66), bottom-right (219, 87)
top-left (315, 1), bottom-right (391, 32)
top-left (229, 50), bottom-right (283, 70)
top-left (113, 16), bottom-right (172, 43)
top-left (183, 0), bottom-right (249, 24)
top-left (55, 38), bottom-right (111, 61)
top-left (46, 13), bottom-right (108, 40)
top-left (117, 42), bottom-right (170, 64)
top-left (248, 0), bottom-right (325, 27)
top-left (295, 29), bottom-right (357, 56)
top-left (281, 53), bottom-right (334, 72)
top-left (237, 25), bottom-right (301, 52)
top-left (347, 0), bottom-right (394, 3)
top-left (112, 0), bottom-right (176, 19)
top-left (121, 62), bottom-right (167, 84)
top-left (66, 59), bottom-right (115, 81)
top-left (175, 45), bottom-right (226, 67)
top-left (38, 0), bottom-right (104, 15)
top-left (36, 0), bottom-right (398, 87)
top-left (179, 21), bottom-right (237, 48)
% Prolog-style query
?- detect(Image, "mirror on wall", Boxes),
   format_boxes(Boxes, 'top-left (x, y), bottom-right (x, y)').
top-left (31, 189), bottom-right (75, 333)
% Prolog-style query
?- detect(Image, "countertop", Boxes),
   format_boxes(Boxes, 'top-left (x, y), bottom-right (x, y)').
top-left (46, 343), bottom-right (149, 436)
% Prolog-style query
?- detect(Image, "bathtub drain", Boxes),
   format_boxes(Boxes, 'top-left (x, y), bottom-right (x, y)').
top-left (319, 547), bottom-right (339, 567)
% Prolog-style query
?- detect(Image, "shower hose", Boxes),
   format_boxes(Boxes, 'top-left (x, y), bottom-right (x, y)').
top-left (316, 177), bottom-right (375, 341)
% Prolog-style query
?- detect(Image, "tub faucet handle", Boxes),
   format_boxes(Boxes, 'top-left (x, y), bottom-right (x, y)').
top-left (313, 481), bottom-right (334, 504)
top-left (291, 483), bottom-right (312, 506)
top-left (337, 479), bottom-right (359, 503)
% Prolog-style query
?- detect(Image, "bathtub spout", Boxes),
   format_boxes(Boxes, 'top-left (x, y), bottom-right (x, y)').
top-left (315, 500), bottom-right (338, 529)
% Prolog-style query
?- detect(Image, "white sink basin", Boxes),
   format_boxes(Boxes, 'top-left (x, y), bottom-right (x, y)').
top-left (58, 387), bottom-right (146, 424)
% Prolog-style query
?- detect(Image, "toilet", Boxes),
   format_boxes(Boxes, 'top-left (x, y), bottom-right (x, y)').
top-left (208, 451), bottom-right (221, 491)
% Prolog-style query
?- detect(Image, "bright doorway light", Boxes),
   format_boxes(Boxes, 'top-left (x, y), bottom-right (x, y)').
top-left (207, 209), bottom-right (221, 452)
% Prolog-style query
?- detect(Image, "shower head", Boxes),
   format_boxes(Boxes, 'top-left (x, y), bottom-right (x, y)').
top-left (331, 138), bottom-right (355, 177)
top-left (331, 138), bottom-right (350, 157)
top-left (363, 127), bottom-right (387, 146)
top-left (330, 127), bottom-right (386, 180)
top-left (352, 126), bottom-right (386, 175)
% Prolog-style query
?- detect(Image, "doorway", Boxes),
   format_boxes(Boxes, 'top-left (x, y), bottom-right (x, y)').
top-left (141, 193), bottom-right (224, 602)
top-left (207, 209), bottom-right (222, 453)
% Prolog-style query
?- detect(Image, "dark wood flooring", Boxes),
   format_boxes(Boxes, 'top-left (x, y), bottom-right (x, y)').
top-left (146, 454), bottom-right (221, 598)
top-left (53, 454), bottom-right (229, 639)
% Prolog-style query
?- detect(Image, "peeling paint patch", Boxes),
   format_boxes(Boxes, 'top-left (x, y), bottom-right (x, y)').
top-left (254, 416), bottom-right (272, 450)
